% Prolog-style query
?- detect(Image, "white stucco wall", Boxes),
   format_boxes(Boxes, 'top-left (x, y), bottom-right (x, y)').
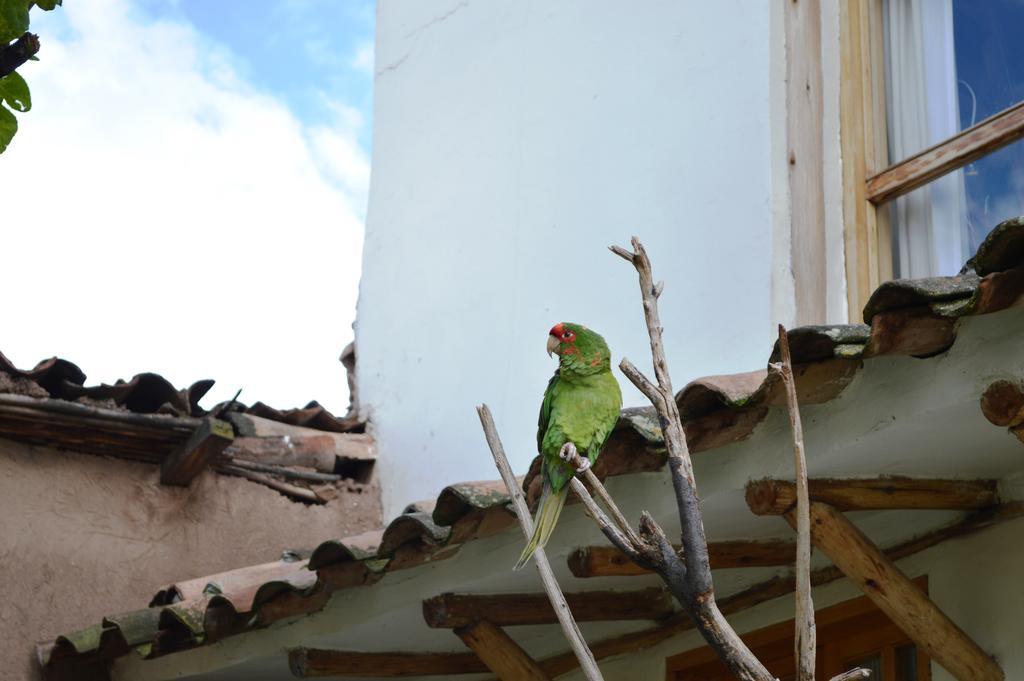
top-left (358, 0), bottom-right (790, 518)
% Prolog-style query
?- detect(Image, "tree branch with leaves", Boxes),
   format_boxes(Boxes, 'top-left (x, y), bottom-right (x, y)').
top-left (0, 0), bottom-right (61, 153)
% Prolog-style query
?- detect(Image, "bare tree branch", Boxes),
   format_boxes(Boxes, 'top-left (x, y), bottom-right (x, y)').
top-left (476, 405), bottom-right (604, 681)
top-left (560, 445), bottom-right (642, 546)
top-left (830, 669), bottom-right (871, 681)
top-left (773, 325), bottom-right (815, 681)
top-left (568, 478), bottom-right (649, 567)
top-left (607, 238), bottom-right (774, 681)
top-left (618, 358), bottom-right (665, 408)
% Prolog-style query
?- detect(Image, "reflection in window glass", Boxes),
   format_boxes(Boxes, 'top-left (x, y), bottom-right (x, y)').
top-left (961, 139), bottom-right (1024, 255)
top-left (884, 0), bottom-right (1024, 277)
top-left (953, 1), bottom-right (1024, 126)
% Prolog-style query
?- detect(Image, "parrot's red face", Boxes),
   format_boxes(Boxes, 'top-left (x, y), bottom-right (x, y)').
top-left (547, 322), bottom-right (577, 357)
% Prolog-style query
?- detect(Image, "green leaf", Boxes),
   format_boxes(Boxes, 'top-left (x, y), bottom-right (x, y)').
top-left (0, 103), bottom-right (18, 154)
top-left (32, 0), bottom-right (60, 10)
top-left (0, 0), bottom-right (31, 44)
top-left (0, 71), bottom-right (30, 112)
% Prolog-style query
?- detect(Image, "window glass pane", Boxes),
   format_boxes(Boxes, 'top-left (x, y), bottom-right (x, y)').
top-left (890, 138), bottom-right (1024, 278)
top-left (884, 0), bottom-right (1024, 162)
top-left (883, 0), bottom-right (1024, 278)
top-left (896, 643), bottom-right (919, 681)
top-left (953, 1), bottom-right (1024, 128)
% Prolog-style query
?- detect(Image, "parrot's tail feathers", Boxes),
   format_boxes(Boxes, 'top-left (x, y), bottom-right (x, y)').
top-left (513, 486), bottom-right (568, 571)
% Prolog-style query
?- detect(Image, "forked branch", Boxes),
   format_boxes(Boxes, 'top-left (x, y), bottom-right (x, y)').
top-left (605, 238), bottom-right (774, 681)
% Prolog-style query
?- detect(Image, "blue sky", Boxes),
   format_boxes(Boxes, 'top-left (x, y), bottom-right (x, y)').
top-left (0, 0), bottom-right (377, 415)
top-left (135, 0), bottom-right (376, 149)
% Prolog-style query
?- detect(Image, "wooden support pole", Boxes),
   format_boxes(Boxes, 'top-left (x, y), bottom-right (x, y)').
top-left (567, 541), bottom-right (796, 577)
top-left (791, 501), bottom-right (1004, 681)
top-left (288, 648), bottom-right (487, 677)
top-left (455, 620), bottom-right (551, 681)
top-left (160, 417), bottom-right (234, 485)
top-left (773, 324), bottom-right (814, 681)
top-left (746, 478), bottom-right (998, 516)
top-left (424, 588), bottom-right (673, 628)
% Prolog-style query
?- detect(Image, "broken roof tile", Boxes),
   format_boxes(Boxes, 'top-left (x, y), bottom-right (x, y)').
top-left (0, 354), bottom-right (359, 433)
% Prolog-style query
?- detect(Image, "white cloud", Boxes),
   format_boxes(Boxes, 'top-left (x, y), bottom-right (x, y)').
top-left (0, 0), bottom-right (369, 415)
top-left (352, 40), bottom-right (374, 75)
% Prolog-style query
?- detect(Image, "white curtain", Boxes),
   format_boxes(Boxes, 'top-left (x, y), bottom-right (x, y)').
top-left (885, 0), bottom-right (968, 278)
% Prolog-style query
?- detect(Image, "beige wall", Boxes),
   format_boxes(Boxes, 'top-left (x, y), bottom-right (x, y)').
top-left (0, 437), bottom-right (381, 681)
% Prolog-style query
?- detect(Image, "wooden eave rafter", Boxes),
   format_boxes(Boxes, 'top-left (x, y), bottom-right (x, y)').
top-left (567, 540), bottom-right (796, 578)
top-left (981, 379), bottom-right (1024, 445)
top-left (0, 392), bottom-right (200, 462)
top-left (422, 588), bottom-right (674, 629)
top-left (160, 417), bottom-right (234, 485)
top-left (746, 477), bottom-right (998, 516)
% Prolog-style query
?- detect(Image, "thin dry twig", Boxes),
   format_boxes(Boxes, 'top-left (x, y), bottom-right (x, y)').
top-left (772, 325), bottom-right (815, 681)
top-left (216, 464), bottom-right (323, 503)
top-left (560, 445), bottom-right (642, 546)
top-left (607, 238), bottom-right (774, 681)
top-left (568, 478), bottom-right (648, 566)
top-left (477, 405), bottom-right (603, 681)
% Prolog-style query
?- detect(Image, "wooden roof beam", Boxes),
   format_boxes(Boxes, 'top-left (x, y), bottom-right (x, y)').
top-left (455, 619), bottom-right (550, 681)
top-left (789, 501), bottom-right (1004, 681)
top-left (288, 648), bottom-right (487, 677)
top-left (160, 417), bottom-right (234, 485)
top-left (980, 379), bottom-right (1024, 446)
top-left (568, 540), bottom-right (796, 578)
top-left (746, 477), bottom-right (998, 516)
top-left (422, 588), bottom-right (673, 629)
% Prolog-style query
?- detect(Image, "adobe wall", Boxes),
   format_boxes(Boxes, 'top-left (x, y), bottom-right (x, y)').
top-left (0, 437), bottom-right (381, 680)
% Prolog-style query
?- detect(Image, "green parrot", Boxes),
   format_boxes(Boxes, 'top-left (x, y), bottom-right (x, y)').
top-left (515, 322), bottom-right (623, 570)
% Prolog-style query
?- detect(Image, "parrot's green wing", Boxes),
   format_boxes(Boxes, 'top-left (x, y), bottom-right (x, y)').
top-left (537, 370), bottom-right (560, 452)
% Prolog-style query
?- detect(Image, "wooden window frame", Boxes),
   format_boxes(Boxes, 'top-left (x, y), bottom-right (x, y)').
top-left (839, 0), bottom-right (1024, 319)
top-left (665, 576), bottom-right (932, 681)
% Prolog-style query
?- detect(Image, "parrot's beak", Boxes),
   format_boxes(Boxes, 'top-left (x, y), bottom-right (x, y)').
top-left (546, 334), bottom-right (560, 358)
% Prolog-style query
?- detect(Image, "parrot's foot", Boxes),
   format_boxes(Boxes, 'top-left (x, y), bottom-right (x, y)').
top-left (559, 442), bottom-right (590, 473)
top-left (559, 441), bottom-right (578, 462)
